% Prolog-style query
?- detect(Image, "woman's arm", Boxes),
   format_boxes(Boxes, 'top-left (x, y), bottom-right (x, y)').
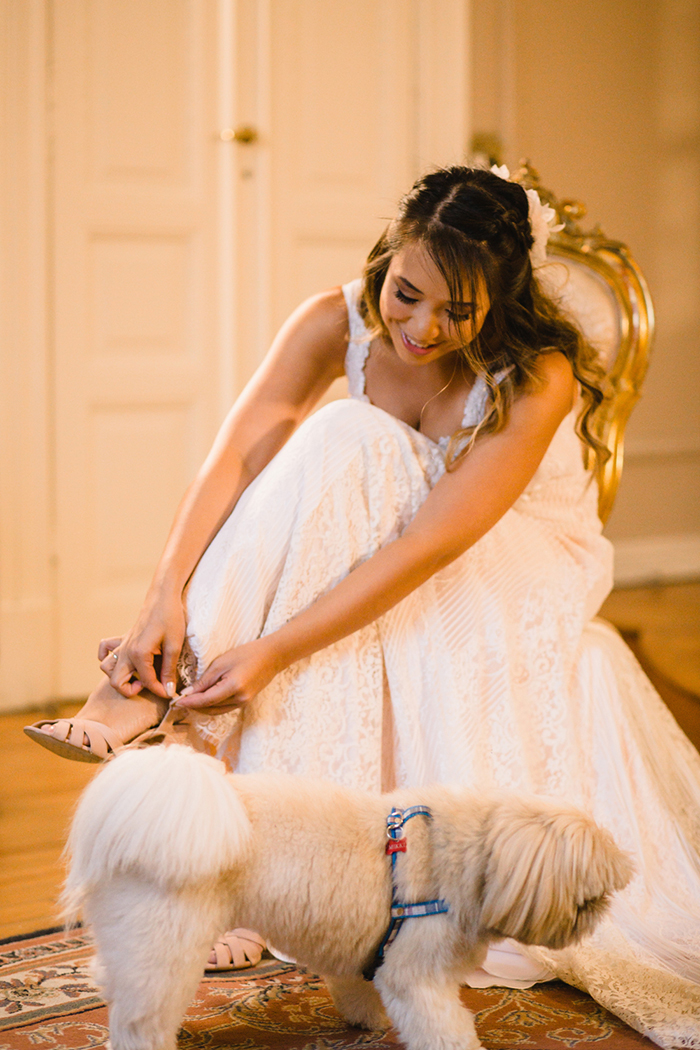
top-left (177, 352), bottom-right (576, 712)
top-left (108, 289), bottom-right (349, 699)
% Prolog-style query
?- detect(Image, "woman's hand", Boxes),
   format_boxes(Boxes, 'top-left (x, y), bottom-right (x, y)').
top-left (97, 592), bottom-right (187, 700)
top-left (174, 637), bottom-right (281, 714)
top-left (98, 636), bottom-right (125, 681)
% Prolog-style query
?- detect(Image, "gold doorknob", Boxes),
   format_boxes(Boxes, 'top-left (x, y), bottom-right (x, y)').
top-left (219, 125), bottom-right (259, 144)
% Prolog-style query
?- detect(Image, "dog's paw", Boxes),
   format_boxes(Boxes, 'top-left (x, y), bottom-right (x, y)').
top-left (343, 998), bottom-right (390, 1031)
top-left (324, 975), bottom-right (389, 1031)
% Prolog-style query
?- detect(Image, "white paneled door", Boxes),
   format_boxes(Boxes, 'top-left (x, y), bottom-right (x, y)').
top-left (42, 0), bottom-right (468, 700)
top-left (51, 0), bottom-right (221, 695)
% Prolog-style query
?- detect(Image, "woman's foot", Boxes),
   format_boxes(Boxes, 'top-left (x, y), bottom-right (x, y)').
top-left (205, 930), bottom-right (267, 972)
top-left (24, 677), bottom-right (170, 762)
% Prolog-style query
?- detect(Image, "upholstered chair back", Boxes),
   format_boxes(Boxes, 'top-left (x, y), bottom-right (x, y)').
top-left (516, 164), bottom-right (655, 523)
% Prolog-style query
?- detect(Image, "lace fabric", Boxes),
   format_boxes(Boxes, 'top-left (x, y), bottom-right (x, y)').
top-left (183, 280), bottom-right (700, 1048)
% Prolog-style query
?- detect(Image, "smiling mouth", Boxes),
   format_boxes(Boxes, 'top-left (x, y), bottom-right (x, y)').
top-left (401, 329), bottom-right (437, 354)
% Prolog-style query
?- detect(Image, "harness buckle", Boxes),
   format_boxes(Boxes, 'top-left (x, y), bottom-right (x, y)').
top-left (386, 811), bottom-right (403, 836)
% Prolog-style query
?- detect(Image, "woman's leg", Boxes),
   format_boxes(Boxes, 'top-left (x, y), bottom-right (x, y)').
top-left (184, 400), bottom-right (441, 769)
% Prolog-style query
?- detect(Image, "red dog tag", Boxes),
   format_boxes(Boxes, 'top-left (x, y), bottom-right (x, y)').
top-left (386, 838), bottom-right (407, 855)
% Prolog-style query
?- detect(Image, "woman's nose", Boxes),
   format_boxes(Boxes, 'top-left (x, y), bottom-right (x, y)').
top-left (412, 307), bottom-right (442, 344)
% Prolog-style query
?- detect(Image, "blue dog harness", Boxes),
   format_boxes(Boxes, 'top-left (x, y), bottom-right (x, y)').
top-left (362, 805), bottom-right (449, 981)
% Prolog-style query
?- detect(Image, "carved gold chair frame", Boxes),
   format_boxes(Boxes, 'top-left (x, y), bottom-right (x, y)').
top-left (513, 163), bottom-right (655, 523)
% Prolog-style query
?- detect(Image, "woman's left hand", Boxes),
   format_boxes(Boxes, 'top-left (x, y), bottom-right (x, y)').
top-left (173, 637), bottom-right (282, 714)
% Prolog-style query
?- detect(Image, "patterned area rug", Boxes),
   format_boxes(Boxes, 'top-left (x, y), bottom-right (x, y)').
top-left (0, 928), bottom-right (655, 1049)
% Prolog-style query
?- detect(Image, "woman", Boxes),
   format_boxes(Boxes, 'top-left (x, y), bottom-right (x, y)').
top-left (27, 167), bottom-right (700, 1046)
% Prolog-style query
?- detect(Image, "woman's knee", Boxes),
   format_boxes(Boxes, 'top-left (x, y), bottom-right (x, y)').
top-left (301, 399), bottom-right (407, 452)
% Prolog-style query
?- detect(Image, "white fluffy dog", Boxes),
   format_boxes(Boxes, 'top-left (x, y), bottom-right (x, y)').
top-left (64, 744), bottom-right (632, 1050)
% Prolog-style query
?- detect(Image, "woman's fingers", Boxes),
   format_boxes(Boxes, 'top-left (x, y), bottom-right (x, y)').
top-left (107, 650), bottom-right (146, 697)
top-left (97, 645), bottom-right (154, 698)
top-left (98, 647), bottom-right (139, 696)
top-left (128, 649), bottom-right (168, 698)
top-left (98, 637), bottom-right (123, 661)
top-left (178, 700), bottom-right (241, 715)
top-left (176, 688), bottom-right (242, 713)
top-left (174, 639), bottom-right (278, 712)
top-left (176, 664), bottom-right (243, 709)
top-left (160, 638), bottom-right (184, 699)
top-left (179, 655), bottom-right (226, 695)
top-left (98, 649), bottom-right (119, 675)
top-left (113, 674), bottom-right (146, 698)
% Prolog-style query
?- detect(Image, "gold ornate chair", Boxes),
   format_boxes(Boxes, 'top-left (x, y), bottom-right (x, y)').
top-left (513, 163), bottom-right (655, 523)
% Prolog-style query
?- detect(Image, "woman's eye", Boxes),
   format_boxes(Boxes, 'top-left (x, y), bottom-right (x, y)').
top-left (395, 288), bottom-right (418, 305)
top-left (448, 311), bottom-right (472, 323)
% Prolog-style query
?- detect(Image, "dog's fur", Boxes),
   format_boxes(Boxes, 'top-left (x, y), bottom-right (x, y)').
top-left (64, 744), bottom-right (632, 1050)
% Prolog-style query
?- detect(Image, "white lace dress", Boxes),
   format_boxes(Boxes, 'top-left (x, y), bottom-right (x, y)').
top-left (184, 280), bottom-right (700, 1048)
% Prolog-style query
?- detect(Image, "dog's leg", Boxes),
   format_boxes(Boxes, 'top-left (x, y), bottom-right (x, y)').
top-left (324, 975), bottom-right (388, 1031)
top-left (373, 924), bottom-right (483, 1050)
top-left (375, 971), bottom-right (482, 1050)
top-left (88, 876), bottom-right (227, 1050)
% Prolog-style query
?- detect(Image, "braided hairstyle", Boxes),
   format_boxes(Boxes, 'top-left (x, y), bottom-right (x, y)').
top-left (360, 166), bottom-right (607, 470)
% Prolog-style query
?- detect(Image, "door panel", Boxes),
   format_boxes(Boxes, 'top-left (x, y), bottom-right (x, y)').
top-left (268, 0), bottom-right (416, 335)
top-left (88, 0), bottom-right (189, 185)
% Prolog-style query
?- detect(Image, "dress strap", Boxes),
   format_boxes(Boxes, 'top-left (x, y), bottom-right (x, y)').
top-left (342, 278), bottom-right (371, 402)
top-left (460, 377), bottom-right (489, 429)
top-left (460, 367), bottom-right (513, 430)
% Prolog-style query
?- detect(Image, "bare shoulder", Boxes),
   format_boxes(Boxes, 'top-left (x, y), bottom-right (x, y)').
top-left (488, 353), bottom-right (575, 450)
top-left (534, 351), bottom-right (575, 400)
top-left (244, 286), bottom-right (351, 411)
top-left (280, 286), bottom-right (349, 359)
top-left (512, 352), bottom-right (575, 421)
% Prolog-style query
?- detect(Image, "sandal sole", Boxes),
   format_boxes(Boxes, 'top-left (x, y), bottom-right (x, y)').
top-left (23, 725), bottom-right (106, 763)
top-left (203, 961), bottom-right (255, 973)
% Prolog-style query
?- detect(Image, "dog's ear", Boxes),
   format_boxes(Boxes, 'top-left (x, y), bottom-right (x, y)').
top-left (478, 798), bottom-right (633, 950)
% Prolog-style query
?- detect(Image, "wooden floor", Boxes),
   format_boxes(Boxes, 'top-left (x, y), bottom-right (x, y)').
top-left (1, 581), bottom-right (699, 942)
top-left (0, 704), bottom-right (96, 938)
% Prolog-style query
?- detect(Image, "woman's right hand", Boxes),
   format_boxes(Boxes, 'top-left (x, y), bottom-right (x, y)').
top-left (97, 591), bottom-right (186, 700)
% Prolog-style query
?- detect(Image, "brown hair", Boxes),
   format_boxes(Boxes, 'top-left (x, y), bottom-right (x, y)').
top-left (360, 166), bottom-right (608, 470)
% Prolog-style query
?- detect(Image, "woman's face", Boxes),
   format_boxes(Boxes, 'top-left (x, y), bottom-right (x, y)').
top-left (378, 241), bottom-right (490, 367)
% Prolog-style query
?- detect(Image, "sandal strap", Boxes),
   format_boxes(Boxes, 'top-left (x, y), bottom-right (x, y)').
top-left (78, 719), bottom-right (124, 756)
top-left (231, 928), bottom-right (266, 950)
top-left (44, 718), bottom-right (124, 760)
top-left (126, 704), bottom-right (191, 750)
top-left (209, 929), bottom-right (266, 970)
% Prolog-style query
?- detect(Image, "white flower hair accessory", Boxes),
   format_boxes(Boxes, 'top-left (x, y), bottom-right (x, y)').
top-left (490, 164), bottom-right (564, 268)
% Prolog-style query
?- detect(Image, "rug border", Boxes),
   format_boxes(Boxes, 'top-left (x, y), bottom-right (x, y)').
top-left (0, 925), bottom-right (75, 947)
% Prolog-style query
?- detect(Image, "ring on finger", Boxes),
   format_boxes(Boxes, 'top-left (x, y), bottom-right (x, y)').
top-left (110, 650), bottom-right (119, 661)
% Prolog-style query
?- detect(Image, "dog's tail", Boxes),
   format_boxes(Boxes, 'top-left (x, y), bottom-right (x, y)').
top-left (62, 744), bottom-right (251, 923)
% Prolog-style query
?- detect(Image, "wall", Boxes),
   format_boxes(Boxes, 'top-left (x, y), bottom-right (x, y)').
top-left (472, 0), bottom-right (700, 583)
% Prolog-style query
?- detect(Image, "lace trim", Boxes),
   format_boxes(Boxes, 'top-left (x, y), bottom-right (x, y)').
top-left (342, 280), bottom-right (371, 404)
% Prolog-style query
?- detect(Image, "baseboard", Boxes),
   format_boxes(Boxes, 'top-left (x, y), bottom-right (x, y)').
top-left (612, 532), bottom-right (700, 586)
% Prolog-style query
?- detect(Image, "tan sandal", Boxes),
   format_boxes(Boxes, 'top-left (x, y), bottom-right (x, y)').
top-left (205, 929), bottom-right (267, 972)
top-left (23, 704), bottom-right (190, 763)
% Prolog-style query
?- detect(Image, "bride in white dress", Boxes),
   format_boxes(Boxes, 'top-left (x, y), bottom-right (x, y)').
top-left (26, 167), bottom-right (700, 1047)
